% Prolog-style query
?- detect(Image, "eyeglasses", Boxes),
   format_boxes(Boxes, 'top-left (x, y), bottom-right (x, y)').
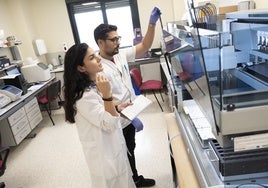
top-left (106, 36), bottom-right (121, 43)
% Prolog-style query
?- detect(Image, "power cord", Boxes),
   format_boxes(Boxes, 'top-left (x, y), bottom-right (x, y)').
top-left (169, 133), bottom-right (182, 159)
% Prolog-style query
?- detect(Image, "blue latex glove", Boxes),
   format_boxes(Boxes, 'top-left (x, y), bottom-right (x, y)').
top-left (132, 117), bottom-right (144, 132)
top-left (149, 7), bottom-right (162, 25)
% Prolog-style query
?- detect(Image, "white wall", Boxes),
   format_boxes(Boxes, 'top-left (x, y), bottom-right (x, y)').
top-left (0, 0), bottom-right (17, 59)
top-left (173, 0), bottom-right (187, 21)
top-left (0, 0), bottom-right (74, 63)
top-left (26, 0), bottom-right (74, 53)
top-left (0, 0), bottom-right (15, 37)
top-left (194, 0), bottom-right (268, 9)
top-left (254, 0), bottom-right (268, 9)
top-left (137, 0), bottom-right (175, 48)
top-left (6, 0), bottom-right (37, 60)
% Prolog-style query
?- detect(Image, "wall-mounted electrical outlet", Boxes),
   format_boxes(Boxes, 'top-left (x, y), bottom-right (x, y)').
top-left (63, 42), bottom-right (68, 52)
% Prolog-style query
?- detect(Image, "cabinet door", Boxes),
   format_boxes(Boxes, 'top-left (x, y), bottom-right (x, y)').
top-left (14, 124), bottom-right (31, 144)
top-left (11, 116), bottom-right (29, 136)
top-left (25, 97), bottom-right (43, 129)
top-left (24, 97), bottom-right (39, 113)
top-left (8, 107), bottom-right (26, 125)
top-left (28, 112), bottom-right (42, 130)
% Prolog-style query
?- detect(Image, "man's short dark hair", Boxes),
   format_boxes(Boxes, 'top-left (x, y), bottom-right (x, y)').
top-left (94, 24), bottom-right (117, 45)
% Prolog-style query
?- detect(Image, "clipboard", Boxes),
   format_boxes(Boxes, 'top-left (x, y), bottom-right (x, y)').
top-left (121, 95), bottom-right (152, 120)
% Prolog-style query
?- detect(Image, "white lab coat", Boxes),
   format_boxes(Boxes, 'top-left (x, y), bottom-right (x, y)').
top-left (75, 87), bottom-right (136, 188)
top-left (100, 46), bottom-right (137, 128)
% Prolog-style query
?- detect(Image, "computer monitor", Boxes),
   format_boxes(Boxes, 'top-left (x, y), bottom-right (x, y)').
top-left (3, 66), bottom-right (28, 95)
top-left (5, 67), bottom-right (20, 75)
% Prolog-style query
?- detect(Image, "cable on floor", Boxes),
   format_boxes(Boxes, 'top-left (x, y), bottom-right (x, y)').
top-left (168, 133), bottom-right (181, 159)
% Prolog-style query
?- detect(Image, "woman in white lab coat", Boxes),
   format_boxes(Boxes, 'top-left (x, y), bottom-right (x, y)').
top-left (63, 43), bottom-right (135, 188)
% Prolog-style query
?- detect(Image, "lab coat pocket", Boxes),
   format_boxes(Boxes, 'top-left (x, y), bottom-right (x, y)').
top-left (103, 152), bottom-right (127, 180)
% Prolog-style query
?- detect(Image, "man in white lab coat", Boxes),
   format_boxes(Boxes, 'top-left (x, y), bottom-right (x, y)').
top-left (94, 7), bottom-right (161, 187)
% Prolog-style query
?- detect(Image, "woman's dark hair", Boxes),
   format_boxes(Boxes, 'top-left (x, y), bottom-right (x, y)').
top-left (63, 43), bottom-right (93, 123)
top-left (94, 23), bottom-right (117, 45)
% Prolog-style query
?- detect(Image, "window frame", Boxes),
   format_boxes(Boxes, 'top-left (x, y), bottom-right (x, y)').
top-left (65, 0), bottom-right (140, 44)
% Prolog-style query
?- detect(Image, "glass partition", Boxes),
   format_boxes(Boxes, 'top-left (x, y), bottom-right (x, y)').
top-left (163, 2), bottom-right (268, 147)
top-left (163, 19), bottom-right (220, 135)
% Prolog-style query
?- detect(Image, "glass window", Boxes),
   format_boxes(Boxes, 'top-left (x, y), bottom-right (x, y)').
top-left (106, 6), bottom-right (134, 48)
top-left (75, 10), bottom-right (103, 50)
top-left (66, 0), bottom-right (140, 49)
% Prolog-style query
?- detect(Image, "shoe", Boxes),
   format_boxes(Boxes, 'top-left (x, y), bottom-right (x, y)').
top-left (134, 175), bottom-right (155, 187)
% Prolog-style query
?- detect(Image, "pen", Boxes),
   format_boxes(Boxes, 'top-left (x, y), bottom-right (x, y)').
top-left (124, 64), bottom-right (128, 73)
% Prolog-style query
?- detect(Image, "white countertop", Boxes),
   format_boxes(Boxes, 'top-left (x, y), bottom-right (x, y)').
top-left (50, 65), bottom-right (64, 73)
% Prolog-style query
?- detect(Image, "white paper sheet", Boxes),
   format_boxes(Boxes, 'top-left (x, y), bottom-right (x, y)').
top-left (121, 95), bottom-right (152, 120)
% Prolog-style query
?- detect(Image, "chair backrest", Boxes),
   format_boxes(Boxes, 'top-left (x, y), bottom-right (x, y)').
top-left (47, 80), bottom-right (61, 101)
top-left (0, 146), bottom-right (9, 177)
top-left (130, 68), bottom-right (142, 88)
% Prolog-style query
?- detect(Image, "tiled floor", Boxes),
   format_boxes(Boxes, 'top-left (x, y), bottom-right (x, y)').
top-left (1, 93), bottom-right (174, 188)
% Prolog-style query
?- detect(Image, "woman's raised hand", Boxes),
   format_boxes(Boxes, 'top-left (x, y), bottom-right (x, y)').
top-left (96, 74), bottom-right (111, 98)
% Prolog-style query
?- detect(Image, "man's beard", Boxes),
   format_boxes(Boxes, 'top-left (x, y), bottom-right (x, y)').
top-left (107, 45), bottom-right (119, 56)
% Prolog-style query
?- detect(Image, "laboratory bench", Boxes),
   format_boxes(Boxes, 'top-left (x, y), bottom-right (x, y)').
top-left (161, 9), bottom-right (268, 186)
top-left (0, 76), bottom-right (55, 147)
top-left (161, 49), bottom-right (268, 187)
top-left (167, 102), bottom-right (268, 188)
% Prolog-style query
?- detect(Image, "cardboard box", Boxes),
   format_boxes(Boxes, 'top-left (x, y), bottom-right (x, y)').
top-left (219, 5), bottom-right (238, 14)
